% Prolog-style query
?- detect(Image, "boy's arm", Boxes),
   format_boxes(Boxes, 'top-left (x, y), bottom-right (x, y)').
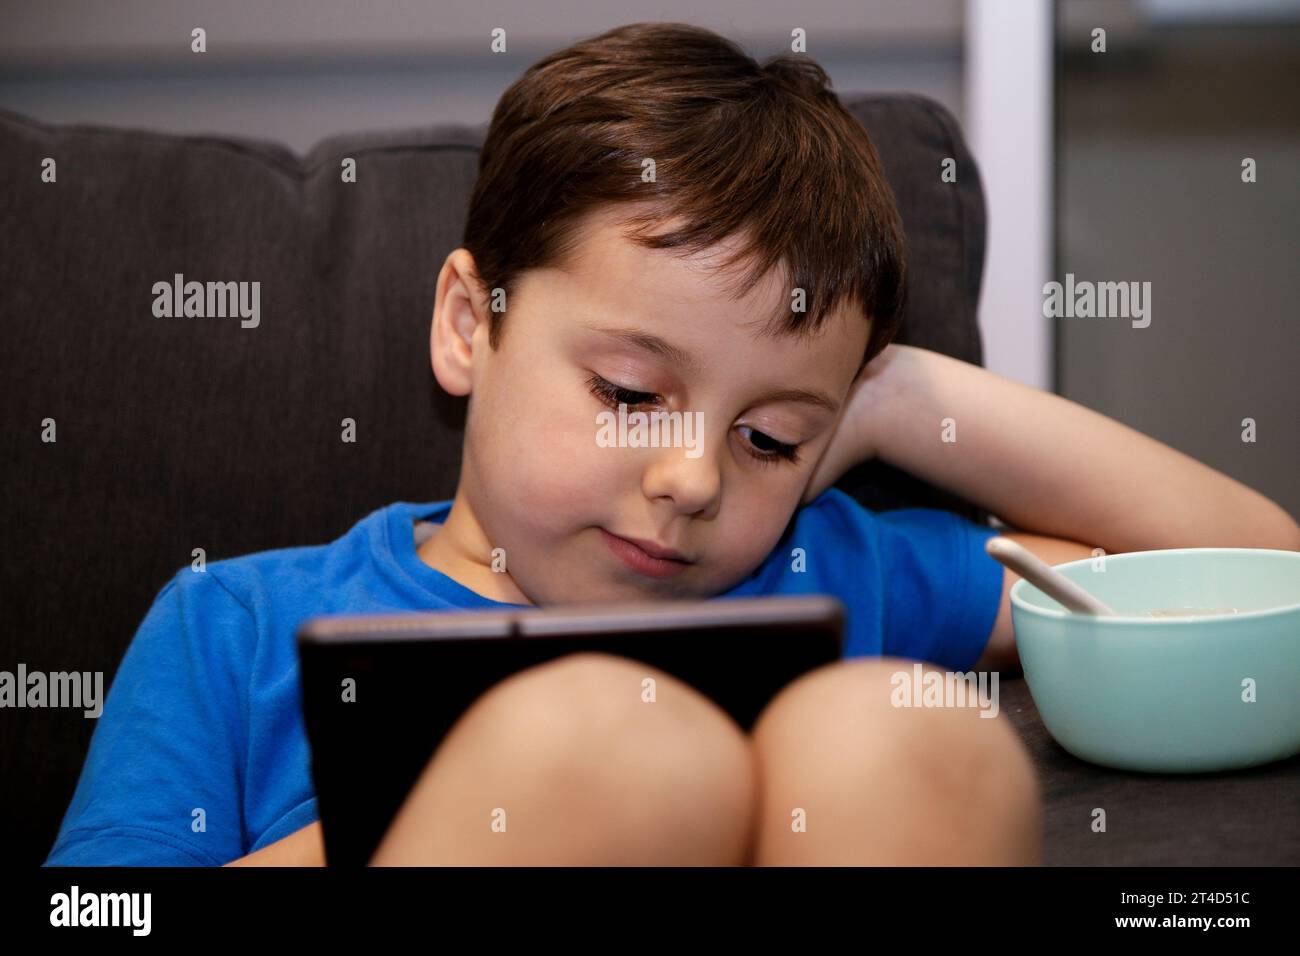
top-left (855, 344), bottom-right (1300, 553)
top-left (43, 570), bottom-right (254, 866)
top-left (224, 821), bottom-right (325, 866)
top-left (806, 343), bottom-right (1300, 674)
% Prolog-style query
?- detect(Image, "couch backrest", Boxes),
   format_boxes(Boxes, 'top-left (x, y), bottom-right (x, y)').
top-left (0, 93), bottom-right (988, 863)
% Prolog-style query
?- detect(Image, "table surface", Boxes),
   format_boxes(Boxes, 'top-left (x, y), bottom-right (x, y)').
top-left (999, 679), bottom-right (1300, 865)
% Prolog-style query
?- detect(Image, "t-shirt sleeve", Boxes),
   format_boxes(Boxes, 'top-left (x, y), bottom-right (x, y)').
top-left (42, 569), bottom-right (255, 866)
top-left (873, 508), bottom-right (1005, 671)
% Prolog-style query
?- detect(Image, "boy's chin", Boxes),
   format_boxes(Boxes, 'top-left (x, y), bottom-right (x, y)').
top-left (526, 573), bottom-right (712, 606)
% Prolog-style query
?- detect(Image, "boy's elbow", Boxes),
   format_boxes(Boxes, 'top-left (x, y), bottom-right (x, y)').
top-left (974, 632), bottom-right (1021, 676)
top-left (1244, 503), bottom-right (1300, 552)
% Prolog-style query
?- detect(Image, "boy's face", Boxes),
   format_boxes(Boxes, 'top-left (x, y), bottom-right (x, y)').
top-left (430, 204), bottom-right (870, 605)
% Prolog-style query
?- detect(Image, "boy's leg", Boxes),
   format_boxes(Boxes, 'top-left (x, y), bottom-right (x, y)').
top-left (369, 651), bottom-right (757, 865)
top-left (747, 657), bottom-right (1042, 866)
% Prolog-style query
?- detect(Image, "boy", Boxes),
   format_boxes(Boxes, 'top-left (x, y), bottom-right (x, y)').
top-left (44, 23), bottom-right (1298, 867)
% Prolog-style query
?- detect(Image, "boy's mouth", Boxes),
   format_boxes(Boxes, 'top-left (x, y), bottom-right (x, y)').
top-left (599, 528), bottom-right (693, 578)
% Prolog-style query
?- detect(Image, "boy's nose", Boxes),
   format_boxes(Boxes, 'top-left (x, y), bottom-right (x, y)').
top-left (640, 445), bottom-right (722, 518)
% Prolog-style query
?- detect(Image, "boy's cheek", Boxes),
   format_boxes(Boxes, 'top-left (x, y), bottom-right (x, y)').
top-left (709, 507), bottom-right (791, 579)
top-left (498, 438), bottom-right (615, 527)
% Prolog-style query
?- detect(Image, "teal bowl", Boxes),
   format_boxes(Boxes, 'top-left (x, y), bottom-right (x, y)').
top-left (1010, 548), bottom-right (1300, 773)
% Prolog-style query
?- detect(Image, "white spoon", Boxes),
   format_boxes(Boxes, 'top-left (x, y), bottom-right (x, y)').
top-left (985, 536), bottom-right (1115, 616)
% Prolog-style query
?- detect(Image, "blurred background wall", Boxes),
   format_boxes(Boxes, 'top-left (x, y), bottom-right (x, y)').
top-left (1056, 0), bottom-right (1299, 518)
top-left (1, 0), bottom-right (1295, 515)
top-left (0, 0), bottom-right (966, 150)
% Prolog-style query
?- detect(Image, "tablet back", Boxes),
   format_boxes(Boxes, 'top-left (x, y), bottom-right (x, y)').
top-left (297, 594), bottom-right (843, 865)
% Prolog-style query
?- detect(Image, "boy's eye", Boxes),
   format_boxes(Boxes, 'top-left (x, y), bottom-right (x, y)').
top-left (737, 425), bottom-right (802, 466)
top-left (587, 374), bottom-right (659, 408)
top-left (588, 374), bottom-right (802, 467)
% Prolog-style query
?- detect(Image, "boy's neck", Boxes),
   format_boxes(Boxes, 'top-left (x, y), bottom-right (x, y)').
top-left (415, 490), bottom-right (535, 606)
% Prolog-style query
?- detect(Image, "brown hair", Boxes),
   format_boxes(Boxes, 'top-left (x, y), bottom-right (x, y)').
top-left (461, 22), bottom-right (908, 374)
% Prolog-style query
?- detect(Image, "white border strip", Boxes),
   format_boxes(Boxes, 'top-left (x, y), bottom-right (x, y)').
top-left (964, 0), bottom-right (1054, 391)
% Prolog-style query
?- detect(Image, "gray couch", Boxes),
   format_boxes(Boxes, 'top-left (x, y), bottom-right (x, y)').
top-left (2, 94), bottom-right (1294, 866)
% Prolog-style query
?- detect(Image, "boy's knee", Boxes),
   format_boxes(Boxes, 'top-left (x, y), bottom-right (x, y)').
top-left (462, 651), bottom-right (756, 850)
top-left (750, 657), bottom-right (1040, 864)
top-left (475, 650), bottom-right (744, 743)
top-left (753, 655), bottom-right (1039, 814)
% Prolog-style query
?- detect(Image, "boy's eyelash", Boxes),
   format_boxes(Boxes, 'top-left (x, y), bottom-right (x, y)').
top-left (742, 427), bottom-right (801, 466)
top-left (586, 374), bottom-right (802, 466)
top-left (587, 374), bottom-right (657, 408)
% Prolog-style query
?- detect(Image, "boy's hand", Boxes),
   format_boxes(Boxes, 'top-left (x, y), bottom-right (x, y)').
top-left (975, 532), bottom-right (1098, 674)
top-left (799, 345), bottom-right (902, 506)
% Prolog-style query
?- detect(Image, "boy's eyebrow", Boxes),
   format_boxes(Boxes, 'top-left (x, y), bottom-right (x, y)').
top-left (581, 322), bottom-right (839, 412)
top-left (582, 323), bottom-right (701, 372)
top-left (750, 386), bottom-right (840, 414)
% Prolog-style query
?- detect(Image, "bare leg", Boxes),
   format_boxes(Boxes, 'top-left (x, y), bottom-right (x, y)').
top-left (369, 651), bottom-right (757, 865)
top-left (748, 657), bottom-right (1042, 865)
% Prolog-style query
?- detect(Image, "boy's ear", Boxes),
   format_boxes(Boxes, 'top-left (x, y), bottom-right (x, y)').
top-left (430, 249), bottom-right (489, 397)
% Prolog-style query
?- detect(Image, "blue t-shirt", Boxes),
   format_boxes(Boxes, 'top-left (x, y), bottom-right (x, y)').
top-left (43, 488), bottom-right (1003, 866)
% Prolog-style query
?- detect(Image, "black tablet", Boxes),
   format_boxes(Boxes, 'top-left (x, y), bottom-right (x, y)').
top-left (296, 594), bottom-right (844, 866)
